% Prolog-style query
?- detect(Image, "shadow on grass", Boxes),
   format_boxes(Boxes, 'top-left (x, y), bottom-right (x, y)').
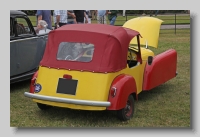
top-left (29, 82), bottom-right (175, 126)
top-left (137, 82), bottom-right (174, 102)
top-left (11, 80), bottom-right (176, 127)
top-left (10, 79), bottom-right (30, 92)
top-left (34, 106), bottom-right (120, 125)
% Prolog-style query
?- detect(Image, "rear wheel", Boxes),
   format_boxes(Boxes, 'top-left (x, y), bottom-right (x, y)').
top-left (37, 103), bottom-right (52, 110)
top-left (117, 95), bottom-right (135, 121)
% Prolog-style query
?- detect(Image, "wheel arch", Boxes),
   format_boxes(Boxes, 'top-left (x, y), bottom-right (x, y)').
top-left (107, 74), bottom-right (137, 110)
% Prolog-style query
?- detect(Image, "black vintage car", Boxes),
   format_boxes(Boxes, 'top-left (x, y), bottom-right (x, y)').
top-left (10, 10), bottom-right (49, 84)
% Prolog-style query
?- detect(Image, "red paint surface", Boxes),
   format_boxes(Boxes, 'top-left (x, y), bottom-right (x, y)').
top-left (142, 49), bottom-right (177, 91)
top-left (107, 74), bottom-right (137, 110)
top-left (63, 74), bottom-right (72, 79)
top-left (40, 24), bottom-right (140, 73)
top-left (29, 71), bottom-right (38, 93)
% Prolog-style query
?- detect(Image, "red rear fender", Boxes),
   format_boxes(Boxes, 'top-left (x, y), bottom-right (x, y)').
top-left (30, 71), bottom-right (38, 93)
top-left (107, 74), bottom-right (137, 110)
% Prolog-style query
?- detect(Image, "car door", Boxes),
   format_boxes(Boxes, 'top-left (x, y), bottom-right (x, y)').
top-left (10, 16), bottom-right (46, 77)
top-left (125, 48), bottom-right (145, 94)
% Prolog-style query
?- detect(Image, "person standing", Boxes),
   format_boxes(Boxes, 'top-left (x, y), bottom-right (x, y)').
top-left (53, 10), bottom-right (68, 29)
top-left (91, 10), bottom-right (97, 20)
top-left (107, 10), bottom-right (119, 25)
top-left (96, 10), bottom-right (107, 24)
top-left (67, 10), bottom-right (76, 24)
top-left (84, 10), bottom-right (91, 24)
top-left (73, 10), bottom-right (88, 24)
top-left (36, 10), bottom-right (52, 30)
top-left (155, 10), bottom-right (159, 16)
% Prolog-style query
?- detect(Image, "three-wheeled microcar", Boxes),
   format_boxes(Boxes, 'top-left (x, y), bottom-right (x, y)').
top-left (24, 18), bottom-right (177, 121)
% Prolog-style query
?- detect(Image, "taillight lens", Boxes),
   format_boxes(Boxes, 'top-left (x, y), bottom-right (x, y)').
top-left (63, 74), bottom-right (72, 79)
top-left (110, 87), bottom-right (117, 97)
top-left (30, 71), bottom-right (38, 93)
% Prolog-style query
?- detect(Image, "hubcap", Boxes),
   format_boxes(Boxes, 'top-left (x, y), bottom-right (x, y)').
top-left (125, 100), bottom-right (132, 117)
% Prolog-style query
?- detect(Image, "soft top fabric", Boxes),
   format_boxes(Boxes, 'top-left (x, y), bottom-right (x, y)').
top-left (40, 24), bottom-right (140, 73)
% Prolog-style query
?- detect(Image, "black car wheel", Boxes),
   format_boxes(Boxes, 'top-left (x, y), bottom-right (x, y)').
top-left (117, 95), bottom-right (135, 121)
top-left (37, 103), bottom-right (52, 110)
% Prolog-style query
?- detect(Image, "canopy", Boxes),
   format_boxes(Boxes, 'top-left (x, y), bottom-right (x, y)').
top-left (40, 24), bottom-right (140, 73)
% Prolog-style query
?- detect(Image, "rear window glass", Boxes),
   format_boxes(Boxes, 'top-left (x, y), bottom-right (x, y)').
top-left (57, 42), bottom-right (94, 62)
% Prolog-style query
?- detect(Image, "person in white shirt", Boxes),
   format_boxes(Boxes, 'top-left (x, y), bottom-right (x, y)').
top-left (96, 10), bottom-right (107, 24)
top-left (36, 20), bottom-right (51, 34)
top-left (53, 10), bottom-right (75, 29)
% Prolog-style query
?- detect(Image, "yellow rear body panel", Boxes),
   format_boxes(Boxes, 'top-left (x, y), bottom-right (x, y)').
top-left (33, 47), bottom-right (154, 110)
top-left (34, 67), bottom-right (121, 110)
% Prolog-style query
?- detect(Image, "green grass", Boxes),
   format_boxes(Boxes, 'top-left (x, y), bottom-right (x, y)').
top-left (10, 29), bottom-right (190, 128)
top-left (29, 14), bottom-right (190, 26)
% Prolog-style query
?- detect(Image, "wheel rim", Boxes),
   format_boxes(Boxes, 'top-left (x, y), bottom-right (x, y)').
top-left (125, 100), bottom-right (133, 117)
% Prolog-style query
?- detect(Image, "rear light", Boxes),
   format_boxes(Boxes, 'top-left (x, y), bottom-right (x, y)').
top-left (110, 87), bottom-right (117, 97)
top-left (30, 71), bottom-right (38, 93)
top-left (63, 74), bottom-right (72, 79)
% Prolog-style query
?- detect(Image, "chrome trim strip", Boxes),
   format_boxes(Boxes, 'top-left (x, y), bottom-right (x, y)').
top-left (24, 92), bottom-right (111, 107)
top-left (10, 72), bottom-right (35, 80)
top-left (10, 37), bottom-right (38, 42)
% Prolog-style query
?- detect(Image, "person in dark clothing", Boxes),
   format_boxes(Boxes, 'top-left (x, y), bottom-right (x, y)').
top-left (73, 10), bottom-right (88, 24)
top-left (67, 10), bottom-right (76, 24)
top-left (107, 10), bottom-right (118, 25)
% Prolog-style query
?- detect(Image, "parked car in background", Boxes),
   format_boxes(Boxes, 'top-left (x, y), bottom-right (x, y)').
top-left (24, 18), bottom-right (177, 121)
top-left (10, 10), bottom-right (49, 84)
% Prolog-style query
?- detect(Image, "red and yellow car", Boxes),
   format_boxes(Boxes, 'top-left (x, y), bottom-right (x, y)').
top-left (24, 17), bottom-right (177, 121)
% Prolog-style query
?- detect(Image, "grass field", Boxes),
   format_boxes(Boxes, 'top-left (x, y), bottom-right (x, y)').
top-left (10, 29), bottom-right (190, 128)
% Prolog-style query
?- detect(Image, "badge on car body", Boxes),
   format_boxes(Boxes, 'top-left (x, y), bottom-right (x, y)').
top-left (35, 83), bottom-right (42, 93)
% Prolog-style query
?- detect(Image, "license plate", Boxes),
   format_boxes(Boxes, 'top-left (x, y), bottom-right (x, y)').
top-left (56, 78), bottom-right (78, 95)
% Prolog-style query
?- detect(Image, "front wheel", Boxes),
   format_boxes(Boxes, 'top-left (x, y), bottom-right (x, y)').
top-left (37, 103), bottom-right (52, 110)
top-left (117, 95), bottom-right (135, 121)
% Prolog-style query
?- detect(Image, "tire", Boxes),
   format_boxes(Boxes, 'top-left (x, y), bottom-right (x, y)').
top-left (37, 103), bottom-right (52, 110)
top-left (117, 95), bottom-right (135, 121)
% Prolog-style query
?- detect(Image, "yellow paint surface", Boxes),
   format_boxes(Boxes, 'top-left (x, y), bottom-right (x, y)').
top-left (123, 17), bottom-right (163, 48)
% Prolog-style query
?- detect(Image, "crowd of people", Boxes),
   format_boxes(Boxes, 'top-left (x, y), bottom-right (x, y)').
top-left (35, 10), bottom-right (119, 34)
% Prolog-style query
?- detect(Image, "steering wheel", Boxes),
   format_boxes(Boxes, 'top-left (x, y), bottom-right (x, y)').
top-left (65, 55), bottom-right (73, 60)
top-left (128, 49), bottom-right (134, 65)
